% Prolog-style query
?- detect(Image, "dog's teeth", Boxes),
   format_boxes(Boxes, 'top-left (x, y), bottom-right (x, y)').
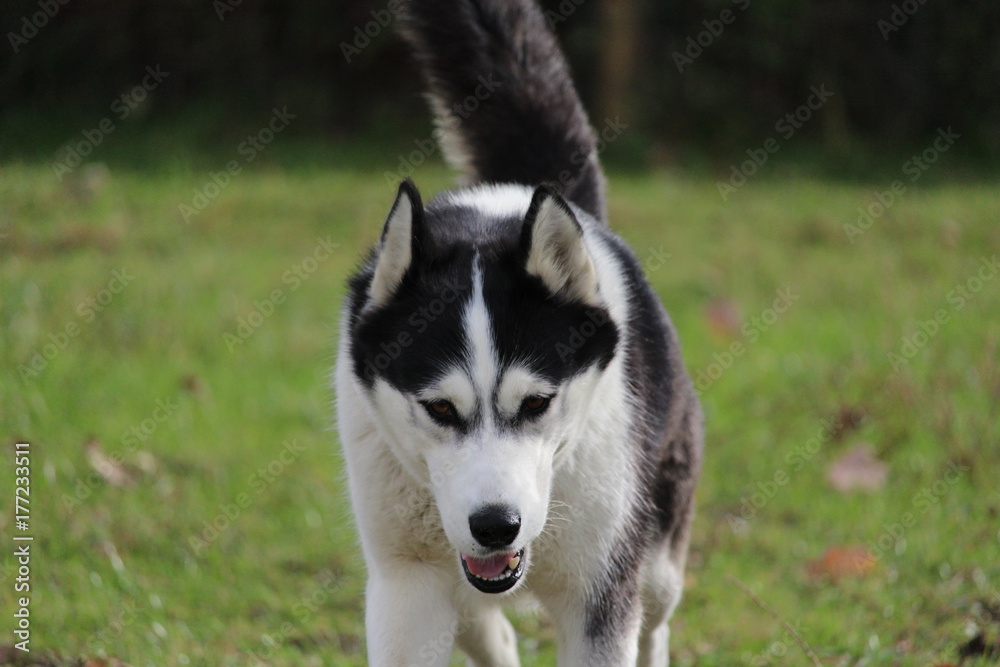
top-left (508, 555), bottom-right (520, 570)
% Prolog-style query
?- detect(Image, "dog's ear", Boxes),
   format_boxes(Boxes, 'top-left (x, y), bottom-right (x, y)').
top-left (521, 185), bottom-right (601, 306)
top-left (369, 179), bottom-right (424, 307)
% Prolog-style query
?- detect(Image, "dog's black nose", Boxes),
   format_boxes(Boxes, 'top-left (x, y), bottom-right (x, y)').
top-left (469, 505), bottom-right (521, 548)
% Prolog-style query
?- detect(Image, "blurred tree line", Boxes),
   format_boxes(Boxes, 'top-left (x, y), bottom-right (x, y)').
top-left (1, 0), bottom-right (998, 162)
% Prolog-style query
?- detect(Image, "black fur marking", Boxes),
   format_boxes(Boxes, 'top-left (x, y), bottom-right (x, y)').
top-left (482, 251), bottom-right (617, 384)
top-left (581, 233), bottom-right (703, 643)
top-left (349, 198), bottom-right (618, 412)
top-left (597, 232), bottom-right (702, 541)
top-left (399, 0), bottom-right (607, 223)
top-left (583, 525), bottom-right (646, 645)
top-left (349, 251), bottom-right (472, 382)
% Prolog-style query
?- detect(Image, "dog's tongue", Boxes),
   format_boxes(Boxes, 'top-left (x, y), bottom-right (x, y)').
top-left (463, 553), bottom-right (512, 579)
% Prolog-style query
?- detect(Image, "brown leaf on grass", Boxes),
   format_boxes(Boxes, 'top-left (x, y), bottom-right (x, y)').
top-left (0, 645), bottom-right (118, 666)
top-left (0, 644), bottom-right (133, 665)
top-left (827, 443), bottom-right (888, 492)
top-left (806, 545), bottom-right (877, 581)
top-left (84, 439), bottom-right (139, 487)
top-left (704, 298), bottom-right (742, 340)
top-left (180, 373), bottom-right (203, 396)
top-left (829, 404), bottom-right (867, 440)
top-left (3, 226), bottom-right (124, 258)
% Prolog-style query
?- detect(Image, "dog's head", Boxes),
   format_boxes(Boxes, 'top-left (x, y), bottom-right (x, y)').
top-left (348, 180), bottom-right (619, 594)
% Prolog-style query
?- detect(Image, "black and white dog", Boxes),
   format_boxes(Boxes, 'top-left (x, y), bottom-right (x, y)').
top-left (335, 1), bottom-right (703, 664)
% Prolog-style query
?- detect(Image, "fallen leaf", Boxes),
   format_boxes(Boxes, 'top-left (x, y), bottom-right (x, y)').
top-left (0, 644), bottom-right (73, 665)
top-left (180, 373), bottom-right (203, 395)
top-left (830, 404), bottom-right (867, 440)
top-left (6, 225), bottom-right (123, 257)
top-left (806, 545), bottom-right (876, 581)
top-left (705, 299), bottom-right (742, 340)
top-left (84, 439), bottom-right (139, 487)
top-left (827, 443), bottom-right (888, 492)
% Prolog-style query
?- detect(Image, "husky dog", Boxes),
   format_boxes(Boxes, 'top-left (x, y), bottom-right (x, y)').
top-left (335, 0), bottom-right (703, 664)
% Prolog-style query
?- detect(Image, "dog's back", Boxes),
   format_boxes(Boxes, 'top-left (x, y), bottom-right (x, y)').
top-left (336, 1), bottom-right (703, 664)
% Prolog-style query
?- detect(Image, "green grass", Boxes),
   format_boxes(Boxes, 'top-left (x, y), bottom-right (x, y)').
top-left (1, 152), bottom-right (998, 666)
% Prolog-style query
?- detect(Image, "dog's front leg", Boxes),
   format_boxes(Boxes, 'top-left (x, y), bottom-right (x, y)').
top-left (365, 564), bottom-right (458, 667)
top-left (546, 588), bottom-right (643, 667)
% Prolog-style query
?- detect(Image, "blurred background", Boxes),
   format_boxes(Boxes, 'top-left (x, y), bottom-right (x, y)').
top-left (3, 0), bottom-right (999, 171)
top-left (2, 1), bottom-right (999, 665)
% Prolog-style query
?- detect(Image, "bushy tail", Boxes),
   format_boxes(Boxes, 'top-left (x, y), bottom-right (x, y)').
top-left (399, 0), bottom-right (607, 223)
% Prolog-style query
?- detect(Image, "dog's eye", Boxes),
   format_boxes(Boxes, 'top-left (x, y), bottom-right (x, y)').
top-left (520, 395), bottom-right (551, 416)
top-left (429, 400), bottom-right (453, 415)
top-left (422, 399), bottom-right (458, 424)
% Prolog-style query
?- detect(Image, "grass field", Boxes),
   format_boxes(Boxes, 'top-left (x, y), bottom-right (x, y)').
top-left (1, 145), bottom-right (999, 666)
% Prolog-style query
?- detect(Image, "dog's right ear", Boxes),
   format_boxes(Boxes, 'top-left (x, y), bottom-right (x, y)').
top-left (369, 179), bottom-right (424, 308)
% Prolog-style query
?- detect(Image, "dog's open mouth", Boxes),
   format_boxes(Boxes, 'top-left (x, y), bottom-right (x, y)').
top-left (460, 548), bottom-right (525, 593)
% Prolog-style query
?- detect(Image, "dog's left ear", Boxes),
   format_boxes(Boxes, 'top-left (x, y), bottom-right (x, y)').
top-left (521, 185), bottom-right (601, 306)
top-left (369, 179), bottom-right (424, 307)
